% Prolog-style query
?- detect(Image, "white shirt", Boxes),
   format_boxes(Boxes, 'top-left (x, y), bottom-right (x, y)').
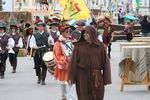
top-left (8, 36), bottom-right (23, 53)
top-left (98, 34), bottom-right (103, 42)
top-left (50, 29), bottom-right (60, 37)
top-left (0, 33), bottom-right (6, 37)
top-left (29, 32), bottom-right (54, 48)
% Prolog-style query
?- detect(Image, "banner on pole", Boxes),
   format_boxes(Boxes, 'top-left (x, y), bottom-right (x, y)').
top-left (60, 0), bottom-right (91, 21)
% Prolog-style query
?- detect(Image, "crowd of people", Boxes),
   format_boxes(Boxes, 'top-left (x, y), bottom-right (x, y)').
top-left (118, 9), bottom-right (150, 41)
top-left (0, 21), bottom-right (23, 79)
top-left (1, 13), bottom-right (150, 99)
top-left (0, 16), bottom-right (113, 100)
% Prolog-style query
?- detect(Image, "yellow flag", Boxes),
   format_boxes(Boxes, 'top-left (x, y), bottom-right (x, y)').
top-left (60, 0), bottom-right (91, 21)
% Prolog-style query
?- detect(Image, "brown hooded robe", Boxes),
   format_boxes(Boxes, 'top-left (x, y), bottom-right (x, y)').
top-left (68, 26), bottom-right (112, 100)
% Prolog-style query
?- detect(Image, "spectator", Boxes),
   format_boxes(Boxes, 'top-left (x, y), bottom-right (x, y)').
top-left (140, 16), bottom-right (150, 37)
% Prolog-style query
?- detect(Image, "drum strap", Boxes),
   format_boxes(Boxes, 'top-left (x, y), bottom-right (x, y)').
top-left (63, 42), bottom-right (73, 51)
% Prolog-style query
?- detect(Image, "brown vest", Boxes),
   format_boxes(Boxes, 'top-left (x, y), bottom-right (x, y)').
top-left (9, 34), bottom-right (21, 53)
top-left (0, 34), bottom-right (9, 51)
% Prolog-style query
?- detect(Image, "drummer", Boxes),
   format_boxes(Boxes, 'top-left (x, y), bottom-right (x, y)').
top-left (53, 25), bottom-right (73, 100)
top-left (29, 22), bottom-right (54, 85)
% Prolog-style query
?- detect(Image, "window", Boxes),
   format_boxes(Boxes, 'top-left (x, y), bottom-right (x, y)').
top-left (140, 3), bottom-right (142, 6)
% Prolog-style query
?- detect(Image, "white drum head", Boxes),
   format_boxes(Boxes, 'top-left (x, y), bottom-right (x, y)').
top-left (43, 51), bottom-right (54, 61)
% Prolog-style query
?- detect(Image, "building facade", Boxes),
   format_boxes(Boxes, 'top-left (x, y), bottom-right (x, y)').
top-left (85, 0), bottom-right (150, 15)
top-left (14, 0), bottom-right (52, 17)
top-left (139, 0), bottom-right (150, 15)
top-left (85, 0), bottom-right (111, 15)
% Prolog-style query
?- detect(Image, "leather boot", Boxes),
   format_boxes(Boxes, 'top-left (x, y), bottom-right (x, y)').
top-left (0, 72), bottom-right (4, 79)
top-left (37, 76), bottom-right (41, 84)
top-left (0, 75), bottom-right (4, 79)
top-left (41, 76), bottom-right (46, 85)
top-left (41, 81), bottom-right (46, 85)
top-left (12, 67), bottom-right (16, 73)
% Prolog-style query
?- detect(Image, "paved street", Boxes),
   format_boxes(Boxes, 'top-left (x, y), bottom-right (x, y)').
top-left (0, 42), bottom-right (150, 100)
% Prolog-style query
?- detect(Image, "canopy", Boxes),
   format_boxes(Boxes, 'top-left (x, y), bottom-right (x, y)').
top-left (124, 16), bottom-right (139, 21)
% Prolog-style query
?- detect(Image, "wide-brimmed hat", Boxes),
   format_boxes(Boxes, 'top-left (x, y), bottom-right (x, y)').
top-left (76, 20), bottom-right (86, 26)
top-left (49, 22), bottom-right (59, 27)
top-left (25, 23), bottom-right (31, 28)
top-left (0, 22), bottom-right (6, 28)
top-left (37, 22), bottom-right (46, 27)
top-left (0, 22), bottom-right (7, 32)
top-left (59, 25), bottom-right (70, 33)
top-left (10, 19), bottom-right (18, 28)
top-left (46, 19), bottom-right (52, 24)
top-left (90, 18), bottom-right (97, 25)
top-left (50, 16), bottom-right (61, 22)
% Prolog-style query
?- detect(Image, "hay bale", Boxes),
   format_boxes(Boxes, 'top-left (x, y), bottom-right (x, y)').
top-left (18, 49), bottom-right (27, 57)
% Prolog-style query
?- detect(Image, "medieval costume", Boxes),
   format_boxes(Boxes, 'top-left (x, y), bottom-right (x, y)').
top-left (29, 22), bottom-right (54, 85)
top-left (68, 26), bottom-right (112, 100)
top-left (25, 26), bottom-right (34, 54)
top-left (70, 21), bottom-right (85, 43)
top-left (0, 23), bottom-right (11, 78)
top-left (101, 17), bottom-right (114, 58)
top-left (40, 0), bottom-right (49, 10)
top-left (46, 19), bottom-right (51, 33)
top-left (50, 22), bottom-right (60, 42)
top-left (53, 26), bottom-right (73, 100)
top-left (49, 22), bottom-right (60, 50)
top-left (8, 24), bottom-right (23, 73)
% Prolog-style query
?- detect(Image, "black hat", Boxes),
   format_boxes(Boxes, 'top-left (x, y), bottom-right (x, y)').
top-left (10, 19), bottom-right (18, 28)
top-left (90, 18), bottom-right (97, 25)
top-left (69, 25), bottom-right (76, 31)
top-left (10, 25), bottom-right (18, 28)
top-left (0, 22), bottom-right (6, 28)
top-left (25, 23), bottom-right (31, 28)
top-left (50, 22), bottom-right (59, 27)
top-left (59, 25), bottom-right (70, 33)
top-left (0, 22), bottom-right (6, 32)
top-left (76, 20), bottom-right (86, 26)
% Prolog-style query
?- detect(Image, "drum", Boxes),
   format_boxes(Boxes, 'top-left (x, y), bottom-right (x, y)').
top-left (42, 51), bottom-right (56, 75)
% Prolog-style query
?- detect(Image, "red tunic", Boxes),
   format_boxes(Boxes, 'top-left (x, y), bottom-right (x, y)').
top-left (53, 41), bottom-right (68, 83)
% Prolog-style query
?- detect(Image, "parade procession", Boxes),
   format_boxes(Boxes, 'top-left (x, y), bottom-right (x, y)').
top-left (0, 0), bottom-right (150, 100)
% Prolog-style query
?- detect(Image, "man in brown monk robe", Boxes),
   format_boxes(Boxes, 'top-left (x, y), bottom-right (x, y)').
top-left (68, 26), bottom-right (112, 100)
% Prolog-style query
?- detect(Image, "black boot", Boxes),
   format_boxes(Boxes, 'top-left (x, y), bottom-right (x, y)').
top-left (41, 76), bottom-right (46, 85)
top-left (12, 67), bottom-right (16, 73)
top-left (37, 76), bottom-right (41, 84)
top-left (41, 81), bottom-right (46, 85)
top-left (0, 72), bottom-right (5, 79)
top-left (1, 75), bottom-right (4, 79)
